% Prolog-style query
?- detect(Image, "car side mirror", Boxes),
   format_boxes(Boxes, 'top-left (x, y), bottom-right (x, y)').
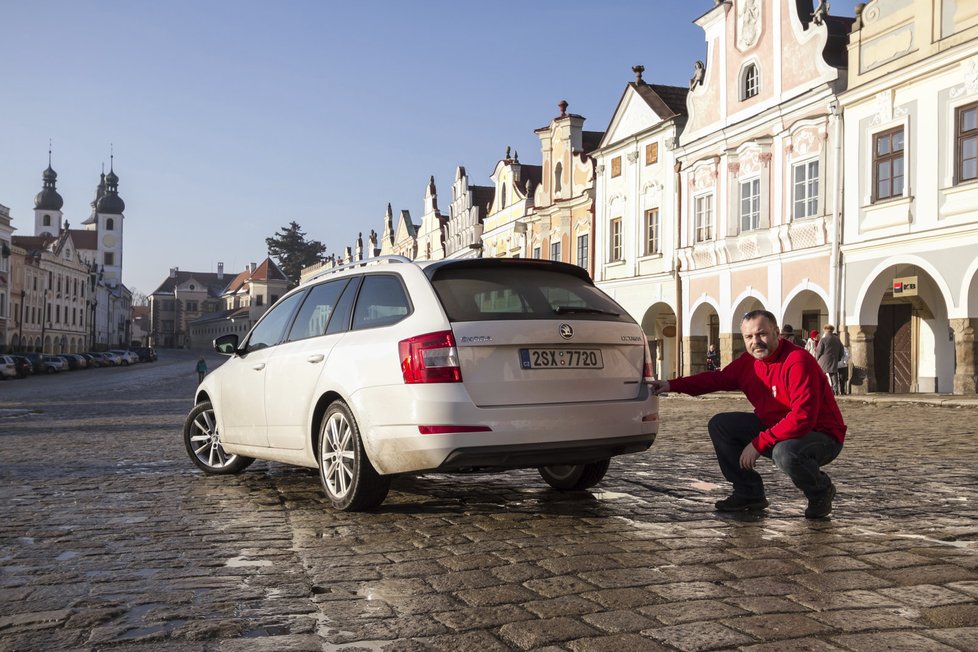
top-left (214, 334), bottom-right (240, 356)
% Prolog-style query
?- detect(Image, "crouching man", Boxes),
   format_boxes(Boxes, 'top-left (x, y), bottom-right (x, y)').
top-left (649, 310), bottom-right (846, 519)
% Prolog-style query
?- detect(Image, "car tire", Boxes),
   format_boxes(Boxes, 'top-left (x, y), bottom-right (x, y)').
top-left (184, 401), bottom-right (254, 474)
top-left (318, 401), bottom-right (390, 511)
top-left (539, 459), bottom-right (611, 491)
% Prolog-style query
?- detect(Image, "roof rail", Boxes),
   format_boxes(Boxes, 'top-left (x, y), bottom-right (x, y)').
top-left (303, 255), bottom-right (412, 284)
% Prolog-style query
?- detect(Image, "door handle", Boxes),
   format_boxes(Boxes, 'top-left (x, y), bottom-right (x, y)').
top-left (251, 363), bottom-right (265, 371)
top-left (307, 354), bottom-right (325, 363)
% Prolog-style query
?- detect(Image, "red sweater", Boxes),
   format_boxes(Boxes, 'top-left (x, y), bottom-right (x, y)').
top-left (669, 339), bottom-right (847, 454)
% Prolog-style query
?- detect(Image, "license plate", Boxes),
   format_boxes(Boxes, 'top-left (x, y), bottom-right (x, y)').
top-left (519, 348), bottom-right (604, 369)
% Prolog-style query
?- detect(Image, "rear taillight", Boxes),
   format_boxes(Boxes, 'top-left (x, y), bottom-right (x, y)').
top-left (643, 341), bottom-right (655, 383)
top-left (399, 331), bottom-right (462, 383)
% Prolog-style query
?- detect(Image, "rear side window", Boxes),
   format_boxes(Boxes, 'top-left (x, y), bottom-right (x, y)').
top-left (431, 266), bottom-right (631, 323)
top-left (287, 279), bottom-right (349, 342)
top-left (351, 274), bottom-right (412, 330)
top-left (245, 291), bottom-right (306, 352)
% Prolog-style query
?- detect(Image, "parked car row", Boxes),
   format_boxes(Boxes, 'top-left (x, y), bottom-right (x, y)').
top-left (0, 347), bottom-right (157, 379)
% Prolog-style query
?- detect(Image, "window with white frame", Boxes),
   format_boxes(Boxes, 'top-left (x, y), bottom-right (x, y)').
top-left (576, 234), bottom-right (588, 269)
top-left (609, 218), bottom-right (622, 262)
top-left (644, 208), bottom-right (660, 255)
top-left (956, 102), bottom-right (978, 184)
top-left (742, 63), bottom-right (759, 100)
top-left (740, 178), bottom-right (760, 231)
top-left (550, 241), bottom-right (561, 261)
top-left (694, 195), bottom-right (713, 243)
top-left (792, 159), bottom-right (819, 219)
top-left (873, 126), bottom-right (904, 202)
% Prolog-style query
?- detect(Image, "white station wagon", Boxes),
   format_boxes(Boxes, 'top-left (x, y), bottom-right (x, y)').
top-left (184, 256), bottom-right (658, 511)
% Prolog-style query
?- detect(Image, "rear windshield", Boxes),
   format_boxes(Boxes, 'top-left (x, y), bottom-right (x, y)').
top-left (430, 266), bottom-right (632, 323)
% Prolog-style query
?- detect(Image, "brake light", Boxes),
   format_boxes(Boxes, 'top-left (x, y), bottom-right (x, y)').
top-left (643, 340), bottom-right (655, 383)
top-left (399, 331), bottom-right (462, 383)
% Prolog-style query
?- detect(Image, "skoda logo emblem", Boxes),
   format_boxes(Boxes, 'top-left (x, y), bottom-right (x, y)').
top-left (559, 324), bottom-right (574, 340)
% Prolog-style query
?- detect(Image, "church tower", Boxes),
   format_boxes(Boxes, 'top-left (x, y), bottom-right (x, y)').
top-left (33, 151), bottom-right (64, 237)
top-left (94, 157), bottom-right (125, 286)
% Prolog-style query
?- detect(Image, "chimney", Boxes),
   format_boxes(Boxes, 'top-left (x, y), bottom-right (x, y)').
top-left (249, 262), bottom-right (257, 274)
top-left (169, 267), bottom-right (178, 278)
top-left (217, 262), bottom-right (224, 280)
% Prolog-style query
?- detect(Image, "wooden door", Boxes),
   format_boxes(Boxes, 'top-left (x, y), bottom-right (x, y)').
top-left (875, 304), bottom-right (912, 393)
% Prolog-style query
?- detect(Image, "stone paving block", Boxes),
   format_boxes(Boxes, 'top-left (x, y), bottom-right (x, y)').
top-left (410, 629), bottom-right (511, 652)
top-left (926, 626), bottom-right (978, 650)
top-left (790, 570), bottom-right (893, 593)
top-left (489, 561), bottom-right (549, 583)
top-left (858, 550), bottom-right (939, 568)
top-left (537, 554), bottom-right (624, 575)
top-left (722, 576), bottom-right (802, 596)
top-left (426, 569), bottom-right (501, 593)
top-left (739, 638), bottom-right (846, 651)
top-left (581, 609), bottom-right (656, 634)
top-left (455, 583), bottom-right (538, 607)
top-left (921, 603), bottom-right (978, 628)
top-left (811, 607), bottom-right (924, 633)
top-left (787, 589), bottom-right (903, 611)
top-left (725, 612), bottom-right (833, 641)
top-left (566, 632), bottom-right (674, 651)
top-left (522, 575), bottom-right (597, 598)
top-left (874, 563), bottom-right (978, 586)
top-left (878, 583), bottom-right (975, 607)
top-left (716, 558), bottom-right (803, 579)
top-left (497, 616), bottom-right (599, 650)
top-left (219, 634), bottom-right (323, 651)
top-left (577, 566), bottom-right (669, 589)
top-left (640, 598), bottom-right (748, 625)
top-left (794, 555), bottom-right (872, 572)
top-left (432, 604), bottom-right (534, 632)
top-left (947, 580), bottom-right (978, 598)
top-left (829, 631), bottom-right (958, 651)
top-left (580, 587), bottom-right (661, 610)
top-left (724, 595), bottom-right (812, 615)
top-left (643, 620), bottom-right (755, 652)
top-left (521, 594), bottom-right (602, 619)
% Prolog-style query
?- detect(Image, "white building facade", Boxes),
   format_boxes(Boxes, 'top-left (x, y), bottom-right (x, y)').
top-left (840, 0), bottom-right (978, 394)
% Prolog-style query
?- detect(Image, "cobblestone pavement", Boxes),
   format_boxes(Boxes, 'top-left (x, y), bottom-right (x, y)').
top-left (2, 350), bottom-right (978, 651)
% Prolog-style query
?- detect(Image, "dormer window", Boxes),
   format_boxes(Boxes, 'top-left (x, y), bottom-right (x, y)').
top-left (742, 63), bottom-right (759, 100)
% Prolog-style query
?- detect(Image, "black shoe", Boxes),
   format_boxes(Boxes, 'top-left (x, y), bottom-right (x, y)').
top-left (715, 494), bottom-right (769, 512)
top-left (805, 484), bottom-right (836, 519)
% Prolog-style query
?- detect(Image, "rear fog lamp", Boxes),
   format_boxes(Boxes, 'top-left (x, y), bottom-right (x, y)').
top-left (418, 425), bottom-right (493, 435)
top-left (642, 413), bottom-right (659, 422)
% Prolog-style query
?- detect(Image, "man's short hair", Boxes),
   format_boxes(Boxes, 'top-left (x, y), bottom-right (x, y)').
top-left (742, 309), bottom-right (778, 327)
top-left (823, 324), bottom-right (835, 332)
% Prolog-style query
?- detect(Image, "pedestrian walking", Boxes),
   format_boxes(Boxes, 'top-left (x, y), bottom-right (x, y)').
top-left (815, 324), bottom-right (845, 395)
top-left (706, 343), bottom-right (721, 371)
top-left (196, 356), bottom-right (208, 384)
top-left (838, 343), bottom-right (850, 395)
top-left (649, 309), bottom-right (846, 519)
top-left (781, 324), bottom-right (798, 346)
top-left (804, 329), bottom-right (819, 356)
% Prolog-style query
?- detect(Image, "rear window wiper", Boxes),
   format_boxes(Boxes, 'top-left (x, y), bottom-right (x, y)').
top-left (553, 305), bottom-right (620, 317)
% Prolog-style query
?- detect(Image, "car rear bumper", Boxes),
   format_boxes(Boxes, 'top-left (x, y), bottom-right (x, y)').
top-left (437, 433), bottom-right (654, 471)
top-left (351, 384), bottom-right (658, 474)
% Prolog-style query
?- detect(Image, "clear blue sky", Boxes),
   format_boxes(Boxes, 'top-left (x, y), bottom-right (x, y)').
top-left (0, 1), bottom-right (860, 297)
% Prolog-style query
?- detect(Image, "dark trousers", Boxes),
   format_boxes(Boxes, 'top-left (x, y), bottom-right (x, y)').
top-left (707, 412), bottom-right (842, 500)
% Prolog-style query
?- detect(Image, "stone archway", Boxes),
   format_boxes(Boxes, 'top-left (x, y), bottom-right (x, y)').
top-left (686, 300), bottom-right (720, 375)
top-left (641, 302), bottom-right (678, 380)
top-left (851, 263), bottom-right (954, 394)
top-left (729, 296), bottom-right (766, 364)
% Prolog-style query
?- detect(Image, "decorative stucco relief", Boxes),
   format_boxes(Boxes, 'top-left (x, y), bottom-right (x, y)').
top-left (789, 126), bottom-right (825, 158)
top-left (871, 89), bottom-right (908, 126)
top-left (951, 57), bottom-right (978, 99)
top-left (737, 0), bottom-right (761, 51)
top-left (861, 24), bottom-right (914, 73)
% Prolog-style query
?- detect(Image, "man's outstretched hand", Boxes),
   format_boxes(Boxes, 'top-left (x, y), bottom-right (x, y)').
top-left (649, 380), bottom-right (671, 396)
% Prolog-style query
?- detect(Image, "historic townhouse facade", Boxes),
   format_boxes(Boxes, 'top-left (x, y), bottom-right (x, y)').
top-left (10, 231), bottom-right (91, 354)
top-left (413, 176), bottom-right (447, 262)
top-left (527, 101), bottom-right (603, 277)
top-left (593, 68), bottom-right (688, 380)
top-left (481, 148), bottom-right (541, 259)
top-left (840, 0), bottom-right (978, 395)
top-left (676, 0), bottom-right (851, 374)
top-left (445, 166), bottom-right (493, 259)
top-left (0, 205), bottom-right (12, 351)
